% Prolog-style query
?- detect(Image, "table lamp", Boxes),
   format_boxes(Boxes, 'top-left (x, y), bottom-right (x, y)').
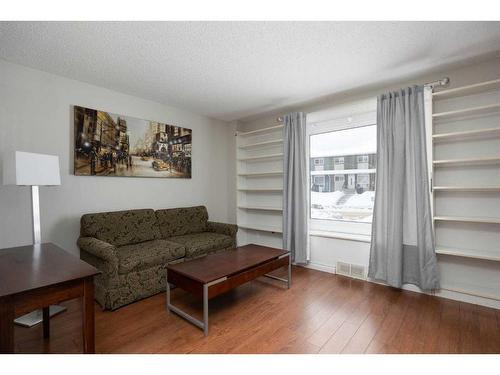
top-left (2, 151), bottom-right (67, 327)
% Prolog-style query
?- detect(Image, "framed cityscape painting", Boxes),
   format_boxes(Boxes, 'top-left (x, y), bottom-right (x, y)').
top-left (73, 105), bottom-right (192, 178)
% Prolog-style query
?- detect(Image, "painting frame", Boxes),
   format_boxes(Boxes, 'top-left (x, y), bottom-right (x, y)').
top-left (73, 105), bottom-right (192, 179)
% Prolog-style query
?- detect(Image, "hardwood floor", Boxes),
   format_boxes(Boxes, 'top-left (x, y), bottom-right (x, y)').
top-left (13, 266), bottom-right (500, 354)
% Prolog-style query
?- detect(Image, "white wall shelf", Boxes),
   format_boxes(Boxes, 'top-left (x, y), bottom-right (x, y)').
top-left (435, 247), bottom-right (500, 262)
top-left (237, 124), bottom-right (283, 136)
top-left (432, 103), bottom-right (500, 119)
top-left (237, 172), bottom-right (283, 178)
top-left (238, 224), bottom-right (283, 234)
top-left (237, 188), bottom-right (283, 192)
top-left (433, 156), bottom-right (500, 167)
top-left (238, 205), bottom-right (282, 211)
top-left (433, 186), bottom-right (500, 192)
top-left (238, 139), bottom-right (283, 149)
top-left (238, 153), bottom-right (283, 162)
top-left (432, 127), bottom-right (500, 142)
top-left (434, 216), bottom-right (500, 224)
top-left (431, 77), bottom-right (500, 264)
top-left (237, 122), bottom-right (284, 247)
top-left (432, 78), bottom-right (500, 100)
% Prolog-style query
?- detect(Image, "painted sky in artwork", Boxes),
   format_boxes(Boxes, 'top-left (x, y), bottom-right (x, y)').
top-left (108, 113), bottom-right (149, 147)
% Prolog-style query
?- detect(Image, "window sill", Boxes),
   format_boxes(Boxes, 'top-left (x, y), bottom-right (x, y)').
top-left (309, 230), bottom-right (371, 243)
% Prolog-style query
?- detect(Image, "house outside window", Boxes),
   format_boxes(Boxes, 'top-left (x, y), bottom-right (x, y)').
top-left (313, 158), bottom-right (325, 171)
top-left (308, 113), bottom-right (377, 235)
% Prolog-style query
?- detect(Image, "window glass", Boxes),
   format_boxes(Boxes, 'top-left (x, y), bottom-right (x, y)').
top-left (310, 125), bottom-right (376, 223)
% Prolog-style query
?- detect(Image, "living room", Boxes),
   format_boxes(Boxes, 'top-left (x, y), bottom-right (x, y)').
top-left (1, 1), bottom-right (500, 372)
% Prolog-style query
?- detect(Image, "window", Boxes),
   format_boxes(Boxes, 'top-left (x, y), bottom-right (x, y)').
top-left (313, 175), bottom-right (325, 185)
top-left (357, 155), bottom-right (369, 163)
top-left (309, 125), bottom-right (376, 224)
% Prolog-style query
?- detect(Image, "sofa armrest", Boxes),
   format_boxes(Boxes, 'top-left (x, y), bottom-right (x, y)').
top-left (207, 221), bottom-right (238, 238)
top-left (77, 237), bottom-right (118, 264)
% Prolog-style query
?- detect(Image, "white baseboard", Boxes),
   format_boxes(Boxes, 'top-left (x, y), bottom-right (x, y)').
top-left (303, 261), bottom-right (335, 274)
top-left (300, 263), bottom-right (500, 310)
top-left (434, 288), bottom-right (500, 309)
top-left (400, 284), bottom-right (500, 309)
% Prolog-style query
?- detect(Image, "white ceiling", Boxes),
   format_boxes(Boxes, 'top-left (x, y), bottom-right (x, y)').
top-left (1, 21), bottom-right (500, 122)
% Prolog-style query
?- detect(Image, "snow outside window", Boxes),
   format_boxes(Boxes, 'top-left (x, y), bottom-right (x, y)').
top-left (309, 125), bottom-right (377, 225)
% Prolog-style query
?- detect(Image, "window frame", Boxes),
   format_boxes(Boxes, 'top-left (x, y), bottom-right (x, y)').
top-left (307, 107), bottom-right (377, 236)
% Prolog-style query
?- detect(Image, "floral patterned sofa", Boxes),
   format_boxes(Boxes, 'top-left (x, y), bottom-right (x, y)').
top-left (77, 206), bottom-right (237, 310)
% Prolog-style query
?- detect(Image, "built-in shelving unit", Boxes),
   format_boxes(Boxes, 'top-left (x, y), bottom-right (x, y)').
top-left (433, 156), bottom-right (500, 167)
top-left (237, 153), bottom-right (283, 162)
top-left (432, 127), bottom-right (500, 142)
top-left (238, 205), bottom-right (283, 211)
top-left (237, 223), bottom-right (283, 234)
top-left (431, 78), bottom-right (500, 262)
top-left (432, 78), bottom-right (500, 100)
top-left (237, 172), bottom-right (283, 178)
top-left (432, 103), bottom-right (500, 119)
top-left (435, 246), bottom-right (500, 262)
top-left (237, 188), bottom-right (283, 192)
top-left (434, 216), bottom-right (500, 224)
top-left (237, 124), bottom-right (283, 136)
top-left (238, 139), bottom-right (283, 149)
top-left (433, 186), bottom-right (500, 192)
top-left (236, 124), bottom-right (284, 247)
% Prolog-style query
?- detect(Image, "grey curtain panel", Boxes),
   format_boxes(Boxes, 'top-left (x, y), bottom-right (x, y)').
top-left (369, 86), bottom-right (439, 290)
top-left (283, 112), bottom-right (308, 264)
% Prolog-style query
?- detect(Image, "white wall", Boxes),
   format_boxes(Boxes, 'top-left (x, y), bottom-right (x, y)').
top-left (0, 59), bottom-right (236, 255)
top-left (238, 56), bottom-right (500, 309)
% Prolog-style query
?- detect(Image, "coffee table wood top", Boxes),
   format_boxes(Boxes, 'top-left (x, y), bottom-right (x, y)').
top-left (0, 243), bottom-right (99, 298)
top-left (166, 244), bottom-right (288, 284)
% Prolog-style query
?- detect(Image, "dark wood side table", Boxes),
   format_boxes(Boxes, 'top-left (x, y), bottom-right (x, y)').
top-left (0, 243), bottom-right (99, 354)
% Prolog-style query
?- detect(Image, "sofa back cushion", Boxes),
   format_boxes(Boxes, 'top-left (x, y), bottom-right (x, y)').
top-left (80, 209), bottom-right (161, 247)
top-left (155, 206), bottom-right (208, 238)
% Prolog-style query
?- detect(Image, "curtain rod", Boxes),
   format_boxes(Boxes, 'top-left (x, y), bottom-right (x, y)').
top-left (424, 77), bottom-right (450, 89)
top-left (275, 77), bottom-right (450, 123)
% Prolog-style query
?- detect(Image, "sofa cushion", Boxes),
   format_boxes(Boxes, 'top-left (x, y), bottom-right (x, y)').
top-left (117, 240), bottom-right (185, 274)
top-left (81, 209), bottom-right (161, 247)
top-left (155, 206), bottom-right (208, 238)
top-left (168, 232), bottom-right (233, 258)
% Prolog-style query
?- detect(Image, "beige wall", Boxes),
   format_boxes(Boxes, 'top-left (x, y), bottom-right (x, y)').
top-left (0, 59), bottom-right (236, 254)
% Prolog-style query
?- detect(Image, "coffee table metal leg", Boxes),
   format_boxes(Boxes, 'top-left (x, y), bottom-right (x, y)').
top-left (288, 254), bottom-right (292, 289)
top-left (166, 275), bottom-right (226, 336)
top-left (166, 270), bottom-right (170, 312)
top-left (166, 289), bottom-right (205, 332)
top-left (203, 284), bottom-right (208, 336)
top-left (263, 253), bottom-right (292, 288)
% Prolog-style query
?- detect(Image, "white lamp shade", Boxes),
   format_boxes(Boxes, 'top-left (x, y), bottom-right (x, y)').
top-left (2, 151), bottom-right (61, 186)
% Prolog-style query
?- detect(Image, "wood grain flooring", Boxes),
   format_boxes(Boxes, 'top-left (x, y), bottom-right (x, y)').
top-left (13, 266), bottom-right (500, 354)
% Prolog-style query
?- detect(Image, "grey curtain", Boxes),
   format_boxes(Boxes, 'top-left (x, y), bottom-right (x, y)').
top-left (368, 86), bottom-right (439, 290)
top-left (283, 112), bottom-right (308, 264)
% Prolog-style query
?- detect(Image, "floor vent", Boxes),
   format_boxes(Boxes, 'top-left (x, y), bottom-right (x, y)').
top-left (336, 261), bottom-right (351, 277)
top-left (336, 261), bottom-right (367, 280)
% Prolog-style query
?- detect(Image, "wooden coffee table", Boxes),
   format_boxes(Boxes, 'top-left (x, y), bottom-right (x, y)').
top-left (166, 244), bottom-right (291, 336)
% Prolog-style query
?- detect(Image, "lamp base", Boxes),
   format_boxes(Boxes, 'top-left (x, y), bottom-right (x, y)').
top-left (14, 305), bottom-right (67, 328)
